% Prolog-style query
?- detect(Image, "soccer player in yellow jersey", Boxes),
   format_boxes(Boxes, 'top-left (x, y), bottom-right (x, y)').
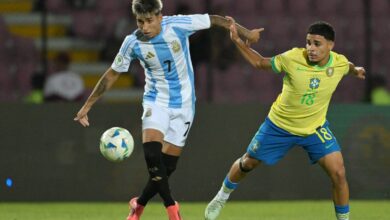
top-left (205, 18), bottom-right (365, 220)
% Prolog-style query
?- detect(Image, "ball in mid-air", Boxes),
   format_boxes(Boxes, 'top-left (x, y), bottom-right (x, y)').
top-left (99, 127), bottom-right (134, 162)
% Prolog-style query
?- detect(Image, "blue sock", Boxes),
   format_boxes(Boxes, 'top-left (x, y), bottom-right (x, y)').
top-left (335, 205), bottom-right (349, 220)
top-left (223, 176), bottom-right (238, 191)
top-left (215, 176), bottom-right (238, 201)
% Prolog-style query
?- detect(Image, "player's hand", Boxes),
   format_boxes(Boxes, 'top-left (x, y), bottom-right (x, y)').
top-left (74, 106), bottom-right (90, 127)
top-left (247, 28), bottom-right (264, 45)
top-left (354, 66), bottom-right (366, 80)
top-left (225, 16), bottom-right (240, 43)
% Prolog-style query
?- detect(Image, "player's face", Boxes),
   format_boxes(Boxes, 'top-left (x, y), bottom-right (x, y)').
top-left (136, 13), bottom-right (163, 38)
top-left (306, 34), bottom-right (334, 66)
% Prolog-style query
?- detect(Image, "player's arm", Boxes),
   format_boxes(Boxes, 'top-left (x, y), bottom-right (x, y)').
top-left (74, 68), bottom-right (120, 127)
top-left (209, 15), bottom-right (260, 44)
top-left (227, 16), bottom-right (273, 71)
top-left (348, 62), bottom-right (366, 80)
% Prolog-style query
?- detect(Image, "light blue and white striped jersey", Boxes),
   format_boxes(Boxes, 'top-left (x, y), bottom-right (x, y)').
top-left (111, 14), bottom-right (211, 109)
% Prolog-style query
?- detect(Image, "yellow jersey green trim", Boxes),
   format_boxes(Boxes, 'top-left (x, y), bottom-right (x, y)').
top-left (310, 53), bottom-right (333, 70)
top-left (271, 57), bottom-right (281, 73)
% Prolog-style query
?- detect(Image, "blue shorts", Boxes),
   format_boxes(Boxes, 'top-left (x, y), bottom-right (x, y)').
top-left (246, 117), bottom-right (340, 165)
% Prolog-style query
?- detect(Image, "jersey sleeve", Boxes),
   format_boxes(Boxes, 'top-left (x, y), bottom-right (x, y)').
top-left (338, 54), bottom-right (350, 75)
top-left (271, 48), bottom-right (296, 74)
top-left (111, 35), bottom-right (137, 73)
top-left (163, 14), bottom-right (211, 36)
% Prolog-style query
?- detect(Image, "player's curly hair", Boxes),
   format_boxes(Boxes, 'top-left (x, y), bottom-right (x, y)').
top-left (307, 21), bottom-right (335, 41)
top-left (132, 0), bottom-right (163, 15)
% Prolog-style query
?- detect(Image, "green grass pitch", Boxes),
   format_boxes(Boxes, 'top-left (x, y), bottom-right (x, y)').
top-left (1, 200), bottom-right (389, 220)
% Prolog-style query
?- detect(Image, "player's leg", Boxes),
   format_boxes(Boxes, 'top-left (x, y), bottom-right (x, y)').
top-left (204, 153), bottom-right (260, 220)
top-left (160, 143), bottom-right (182, 220)
top-left (161, 107), bottom-right (194, 220)
top-left (205, 117), bottom-right (296, 220)
top-left (137, 129), bottom-right (177, 203)
top-left (136, 106), bottom-right (192, 219)
top-left (128, 129), bottom-right (170, 220)
top-left (162, 145), bottom-right (180, 177)
top-left (218, 153), bottom-right (261, 201)
top-left (133, 144), bottom-right (180, 207)
top-left (318, 152), bottom-right (350, 220)
top-left (301, 122), bottom-right (349, 220)
top-left (127, 103), bottom-right (171, 220)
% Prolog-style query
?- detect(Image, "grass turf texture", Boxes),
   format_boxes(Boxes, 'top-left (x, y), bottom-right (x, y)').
top-left (0, 200), bottom-right (388, 220)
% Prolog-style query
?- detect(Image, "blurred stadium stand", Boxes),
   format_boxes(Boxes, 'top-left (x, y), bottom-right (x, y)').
top-left (0, 0), bottom-right (389, 103)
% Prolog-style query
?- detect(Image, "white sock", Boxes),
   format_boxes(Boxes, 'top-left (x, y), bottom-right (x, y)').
top-left (336, 212), bottom-right (349, 220)
top-left (216, 184), bottom-right (233, 201)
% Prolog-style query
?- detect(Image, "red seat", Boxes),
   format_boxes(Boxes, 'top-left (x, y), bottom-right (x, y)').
top-left (71, 10), bottom-right (103, 39)
top-left (46, 0), bottom-right (70, 13)
top-left (260, 0), bottom-right (285, 16)
top-left (371, 0), bottom-right (390, 17)
top-left (230, 0), bottom-right (257, 16)
top-left (315, 0), bottom-right (342, 15)
top-left (162, 0), bottom-right (176, 15)
top-left (287, 0), bottom-right (312, 15)
top-left (342, 0), bottom-right (363, 16)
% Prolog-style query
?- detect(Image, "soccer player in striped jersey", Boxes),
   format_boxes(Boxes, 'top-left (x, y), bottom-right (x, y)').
top-left (74, 1), bottom-right (260, 219)
top-left (204, 18), bottom-right (365, 220)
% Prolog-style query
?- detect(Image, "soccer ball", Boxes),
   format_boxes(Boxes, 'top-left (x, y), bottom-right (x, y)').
top-left (99, 127), bottom-right (134, 162)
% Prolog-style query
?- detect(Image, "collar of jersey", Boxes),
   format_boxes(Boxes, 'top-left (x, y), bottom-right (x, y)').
top-left (139, 25), bottom-right (165, 42)
top-left (309, 52), bottom-right (333, 70)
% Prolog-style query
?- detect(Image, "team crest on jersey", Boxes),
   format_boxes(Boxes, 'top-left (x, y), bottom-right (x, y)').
top-left (114, 54), bottom-right (124, 66)
top-left (326, 67), bottom-right (334, 77)
top-left (171, 40), bottom-right (181, 53)
top-left (310, 78), bottom-right (321, 89)
top-left (145, 108), bottom-right (152, 117)
top-left (142, 108), bottom-right (152, 120)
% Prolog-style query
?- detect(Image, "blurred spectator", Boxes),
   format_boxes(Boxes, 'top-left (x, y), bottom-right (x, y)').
top-left (100, 15), bottom-right (134, 62)
top-left (0, 16), bottom-right (13, 100)
top-left (43, 52), bottom-right (85, 102)
top-left (191, 4), bottom-right (237, 71)
top-left (1, 16), bottom-right (38, 101)
top-left (371, 74), bottom-right (390, 105)
top-left (24, 72), bottom-right (45, 104)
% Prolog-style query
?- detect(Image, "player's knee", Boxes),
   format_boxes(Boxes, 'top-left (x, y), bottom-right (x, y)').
top-left (333, 167), bottom-right (347, 183)
top-left (143, 141), bottom-right (162, 163)
top-left (238, 154), bottom-right (260, 173)
top-left (143, 142), bottom-right (165, 179)
top-left (239, 157), bottom-right (255, 173)
top-left (328, 165), bottom-right (347, 187)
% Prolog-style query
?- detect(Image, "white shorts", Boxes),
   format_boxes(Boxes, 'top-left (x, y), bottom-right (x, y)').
top-left (141, 102), bottom-right (194, 147)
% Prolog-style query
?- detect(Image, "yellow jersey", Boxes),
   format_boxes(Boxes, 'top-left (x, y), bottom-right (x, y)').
top-left (269, 48), bottom-right (350, 136)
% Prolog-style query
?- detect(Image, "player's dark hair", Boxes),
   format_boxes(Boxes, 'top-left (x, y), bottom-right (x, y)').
top-left (132, 0), bottom-right (163, 15)
top-left (307, 21), bottom-right (335, 41)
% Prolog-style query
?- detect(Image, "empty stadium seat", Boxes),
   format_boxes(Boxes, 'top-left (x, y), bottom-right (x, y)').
top-left (371, 0), bottom-right (390, 17)
top-left (314, 0), bottom-right (342, 15)
top-left (342, 0), bottom-right (364, 16)
top-left (260, 0), bottom-right (286, 16)
top-left (71, 10), bottom-right (103, 39)
top-left (46, 0), bottom-right (70, 13)
top-left (287, 0), bottom-right (313, 15)
top-left (230, 0), bottom-right (257, 16)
